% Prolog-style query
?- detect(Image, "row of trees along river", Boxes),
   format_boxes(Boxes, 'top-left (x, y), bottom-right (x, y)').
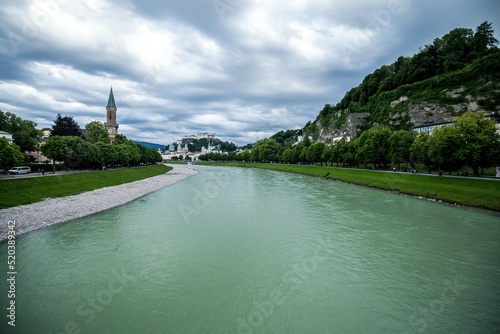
top-left (0, 111), bottom-right (162, 172)
top-left (198, 111), bottom-right (500, 177)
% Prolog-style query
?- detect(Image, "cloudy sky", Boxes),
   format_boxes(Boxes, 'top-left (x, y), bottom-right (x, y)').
top-left (0, 0), bottom-right (499, 146)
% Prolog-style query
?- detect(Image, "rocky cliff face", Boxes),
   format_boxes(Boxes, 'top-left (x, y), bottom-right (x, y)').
top-left (313, 86), bottom-right (499, 144)
top-left (390, 88), bottom-right (493, 128)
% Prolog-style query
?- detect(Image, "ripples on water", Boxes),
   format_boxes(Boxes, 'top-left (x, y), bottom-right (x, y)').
top-left (1, 165), bottom-right (499, 333)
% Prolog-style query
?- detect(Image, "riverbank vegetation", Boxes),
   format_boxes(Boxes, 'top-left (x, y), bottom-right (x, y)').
top-left (305, 21), bottom-right (500, 134)
top-left (41, 133), bottom-right (162, 173)
top-left (196, 162), bottom-right (500, 211)
top-left (198, 112), bottom-right (500, 177)
top-left (0, 164), bottom-right (172, 209)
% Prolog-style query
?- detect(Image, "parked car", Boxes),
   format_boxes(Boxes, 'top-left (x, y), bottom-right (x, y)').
top-left (8, 166), bottom-right (31, 175)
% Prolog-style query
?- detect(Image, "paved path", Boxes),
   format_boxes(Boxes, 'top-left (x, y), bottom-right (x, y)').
top-left (0, 165), bottom-right (152, 180)
top-left (306, 164), bottom-right (500, 181)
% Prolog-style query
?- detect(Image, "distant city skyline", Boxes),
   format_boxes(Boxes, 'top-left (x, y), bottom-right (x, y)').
top-left (0, 0), bottom-right (499, 146)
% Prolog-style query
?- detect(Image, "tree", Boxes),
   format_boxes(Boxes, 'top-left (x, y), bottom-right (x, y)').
top-left (114, 144), bottom-right (131, 165)
top-left (41, 135), bottom-right (69, 173)
top-left (51, 114), bottom-right (82, 137)
top-left (473, 21), bottom-right (499, 52)
top-left (342, 140), bottom-right (358, 168)
top-left (0, 110), bottom-right (42, 152)
top-left (307, 142), bottom-right (326, 165)
top-left (389, 130), bottom-right (417, 170)
top-left (355, 126), bottom-right (392, 169)
top-left (63, 136), bottom-right (97, 170)
top-left (332, 138), bottom-right (348, 167)
top-left (321, 145), bottom-right (333, 166)
top-left (428, 126), bottom-right (462, 174)
top-left (251, 139), bottom-right (279, 162)
top-left (112, 134), bottom-right (127, 145)
top-left (96, 142), bottom-right (117, 166)
top-left (453, 111), bottom-right (500, 176)
top-left (0, 137), bottom-right (24, 169)
top-left (299, 146), bottom-right (308, 164)
top-left (281, 148), bottom-right (292, 163)
top-left (410, 133), bottom-right (433, 173)
top-left (239, 149), bottom-right (250, 162)
top-left (85, 121), bottom-right (110, 144)
top-left (437, 27), bottom-right (475, 71)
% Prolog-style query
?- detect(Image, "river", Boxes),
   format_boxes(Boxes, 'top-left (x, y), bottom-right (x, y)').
top-left (1, 165), bottom-right (499, 333)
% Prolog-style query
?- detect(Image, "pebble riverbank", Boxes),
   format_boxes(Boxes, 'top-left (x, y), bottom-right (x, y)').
top-left (0, 165), bottom-right (198, 242)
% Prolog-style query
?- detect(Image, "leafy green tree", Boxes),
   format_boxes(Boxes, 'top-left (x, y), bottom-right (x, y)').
top-left (389, 130), bottom-right (417, 169)
top-left (410, 133), bottom-right (433, 173)
top-left (114, 144), bottom-right (131, 165)
top-left (307, 142), bottom-right (326, 165)
top-left (41, 135), bottom-right (69, 173)
top-left (453, 111), bottom-right (500, 176)
top-left (239, 149), bottom-right (250, 162)
top-left (0, 137), bottom-right (24, 169)
top-left (0, 110), bottom-right (43, 152)
top-left (51, 114), bottom-right (82, 137)
top-left (85, 121), bottom-right (110, 144)
top-left (123, 140), bottom-right (141, 165)
top-left (251, 138), bottom-right (279, 162)
top-left (112, 134), bottom-right (127, 145)
top-left (428, 126), bottom-right (462, 174)
top-left (342, 140), bottom-right (358, 168)
top-left (96, 142), bottom-right (117, 166)
top-left (281, 148), bottom-right (292, 163)
top-left (291, 142), bottom-right (304, 164)
top-left (63, 136), bottom-right (92, 169)
top-left (438, 28), bottom-right (475, 71)
top-left (321, 145), bottom-right (333, 166)
top-left (473, 21), bottom-right (499, 52)
top-left (355, 126), bottom-right (392, 169)
top-left (299, 146), bottom-right (308, 164)
top-left (335, 138), bottom-right (349, 167)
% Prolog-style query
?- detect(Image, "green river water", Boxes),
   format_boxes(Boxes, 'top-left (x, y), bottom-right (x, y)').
top-left (1, 165), bottom-right (499, 333)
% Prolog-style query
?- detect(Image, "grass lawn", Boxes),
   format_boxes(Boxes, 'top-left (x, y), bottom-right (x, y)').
top-left (0, 164), bottom-right (172, 209)
top-left (197, 162), bottom-right (500, 211)
top-left (164, 161), bottom-right (188, 164)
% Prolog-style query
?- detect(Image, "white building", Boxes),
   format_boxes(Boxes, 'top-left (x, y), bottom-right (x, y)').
top-left (0, 131), bottom-right (13, 143)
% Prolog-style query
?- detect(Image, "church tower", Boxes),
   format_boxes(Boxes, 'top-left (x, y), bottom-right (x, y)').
top-left (105, 87), bottom-right (119, 141)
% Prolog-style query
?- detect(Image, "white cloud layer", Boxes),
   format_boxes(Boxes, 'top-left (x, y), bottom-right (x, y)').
top-left (0, 0), bottom-right (499, 145)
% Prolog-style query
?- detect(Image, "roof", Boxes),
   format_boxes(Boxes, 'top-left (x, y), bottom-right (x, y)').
top-left (107, 87), bottom-right (116, 108)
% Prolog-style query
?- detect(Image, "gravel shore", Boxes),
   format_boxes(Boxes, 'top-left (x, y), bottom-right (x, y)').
top-left (0, 164), bottom-right (197, 242)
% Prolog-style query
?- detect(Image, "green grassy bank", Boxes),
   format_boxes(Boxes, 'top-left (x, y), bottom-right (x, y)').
top-left (197, 162), bottom-right (500, 211)
top-left (0, 164), bottom-right (172, 209)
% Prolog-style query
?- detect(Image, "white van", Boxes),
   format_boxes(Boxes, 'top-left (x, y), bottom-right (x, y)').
top-left (8, 166), bottom-right (31, 175)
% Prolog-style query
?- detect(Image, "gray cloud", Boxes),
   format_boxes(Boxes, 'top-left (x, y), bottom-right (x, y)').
top-left (0, 0), bottom-right (499, 146)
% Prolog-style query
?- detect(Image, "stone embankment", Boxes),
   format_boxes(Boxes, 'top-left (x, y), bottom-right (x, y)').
top-left (0, 165), bottom-right (197, 242)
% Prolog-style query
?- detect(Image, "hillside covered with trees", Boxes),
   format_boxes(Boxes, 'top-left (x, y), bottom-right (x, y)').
top-left (200, 22), bottom-right (500, 176)
top-left (302, 21), bottom-right (499, 140)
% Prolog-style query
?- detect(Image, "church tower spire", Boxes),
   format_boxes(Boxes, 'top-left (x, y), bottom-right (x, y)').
top-left (105, 86), bottom-right (119, 141)
top-left (107, 86), bottom-right (116, 108)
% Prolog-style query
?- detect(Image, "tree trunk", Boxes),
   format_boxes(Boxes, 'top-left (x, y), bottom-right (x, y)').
top-left (473, 161), bottom-right (479, 177)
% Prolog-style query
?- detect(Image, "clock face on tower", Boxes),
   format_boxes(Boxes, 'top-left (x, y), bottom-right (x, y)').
top-left (108, 128), bottom-right (113, 134)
